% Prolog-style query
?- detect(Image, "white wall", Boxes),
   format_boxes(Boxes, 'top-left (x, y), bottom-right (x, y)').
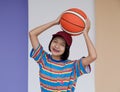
top-left (28, 0), bottom-right (95, 92)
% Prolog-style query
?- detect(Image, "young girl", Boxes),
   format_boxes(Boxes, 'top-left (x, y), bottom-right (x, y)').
top-left (29, 15), bottom-right (97, 92)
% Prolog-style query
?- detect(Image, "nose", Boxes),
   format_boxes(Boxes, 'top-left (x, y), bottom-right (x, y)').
top-left (55, 43), bottom-right (59, 48)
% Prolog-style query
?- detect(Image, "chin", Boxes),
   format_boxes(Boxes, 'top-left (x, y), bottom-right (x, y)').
top-left (52, 52), bottom-right (61, 57)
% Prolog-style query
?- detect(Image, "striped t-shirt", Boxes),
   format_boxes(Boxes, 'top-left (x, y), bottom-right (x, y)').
top-left (30, 44), bottom-right (91, 92)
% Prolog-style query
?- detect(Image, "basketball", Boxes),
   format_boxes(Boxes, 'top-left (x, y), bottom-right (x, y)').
top-left (60, 8), bottom-right (87, 36)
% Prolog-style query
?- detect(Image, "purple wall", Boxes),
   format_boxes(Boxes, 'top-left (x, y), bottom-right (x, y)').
top-left (0, 0), bottom-right (28, 92)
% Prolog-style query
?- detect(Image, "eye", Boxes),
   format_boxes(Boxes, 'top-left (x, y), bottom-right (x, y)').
top-left (52, 39), bottom-right (57, 43)
top-left (61, 43), bottom-right (65, 47)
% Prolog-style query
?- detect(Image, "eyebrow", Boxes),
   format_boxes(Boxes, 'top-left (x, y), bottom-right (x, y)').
top-left (54, 37), bottom-right (66, 44)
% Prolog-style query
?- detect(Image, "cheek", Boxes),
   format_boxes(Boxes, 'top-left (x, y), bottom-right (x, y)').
top-left (50, 44), bottom-right (53, 50)
top-left (49, 43), bottom-right (53, 51)
top-left (50, 42), bottom-right (54, 48)
top-left (61, 46), bottom-right (65, 52)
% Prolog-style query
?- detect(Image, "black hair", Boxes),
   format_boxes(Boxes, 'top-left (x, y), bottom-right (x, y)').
top-left (48, 36), bottom-right (70, 60)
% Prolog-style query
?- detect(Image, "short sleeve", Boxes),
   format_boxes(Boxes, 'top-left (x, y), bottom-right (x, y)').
top-left (74, 57), bottom-right (91, 78)
top-left (30, 44), bottom-right (45, 63)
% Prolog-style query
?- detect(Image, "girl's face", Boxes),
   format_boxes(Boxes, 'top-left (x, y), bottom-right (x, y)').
top-left (50, 37), bottom-right (66, 60)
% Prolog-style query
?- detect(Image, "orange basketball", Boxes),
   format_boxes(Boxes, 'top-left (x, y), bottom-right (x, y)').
top-left (60, 8), bottom-right (87, 36)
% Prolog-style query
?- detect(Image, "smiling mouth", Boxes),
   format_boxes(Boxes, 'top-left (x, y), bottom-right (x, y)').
top-left (52, 48), bottom-right (60, 53)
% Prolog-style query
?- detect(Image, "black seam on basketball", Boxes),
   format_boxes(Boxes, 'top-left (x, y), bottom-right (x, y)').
top-left (61, 17), bottom-right (85, 28)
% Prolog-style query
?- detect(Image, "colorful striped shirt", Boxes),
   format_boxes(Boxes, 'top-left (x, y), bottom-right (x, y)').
top-left (30, 44), bottom-right (91, 92)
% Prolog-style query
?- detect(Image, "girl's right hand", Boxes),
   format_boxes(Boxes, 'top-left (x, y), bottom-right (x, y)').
top-left (54, 14), bottom-right (63, 25)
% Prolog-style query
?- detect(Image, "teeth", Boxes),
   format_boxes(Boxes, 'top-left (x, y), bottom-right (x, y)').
top-left (53, 48), bottom-right (59, 52)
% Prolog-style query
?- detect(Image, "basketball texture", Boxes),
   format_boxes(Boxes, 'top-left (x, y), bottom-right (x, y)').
top-left (60, 8), bottom-right (87, 36)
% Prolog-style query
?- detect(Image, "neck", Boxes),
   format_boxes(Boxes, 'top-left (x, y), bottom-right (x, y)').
top-left (51, 55), bottom-right (61, 60)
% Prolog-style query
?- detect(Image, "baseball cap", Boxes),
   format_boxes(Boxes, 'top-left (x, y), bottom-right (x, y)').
top-left (52, 31), bottom-right (72, 46)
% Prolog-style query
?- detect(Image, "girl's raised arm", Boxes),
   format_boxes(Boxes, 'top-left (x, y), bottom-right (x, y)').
top-left (82, 18), bottom-right (97, 68)
top-left (29, 16), bottom-right (61, 50)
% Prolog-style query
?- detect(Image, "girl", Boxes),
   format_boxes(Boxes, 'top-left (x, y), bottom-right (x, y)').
top-left (29, 15), bottom-right (97, 92)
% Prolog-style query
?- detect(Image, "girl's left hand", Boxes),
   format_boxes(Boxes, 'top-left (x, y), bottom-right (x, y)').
top-left (83, 18), bottom-right (91, 34)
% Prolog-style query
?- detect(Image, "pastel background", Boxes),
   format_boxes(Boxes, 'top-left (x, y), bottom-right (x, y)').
top-left (95, 0), bottom-right (120, 92)
top-left (0, 0), bottom-right (28, 92)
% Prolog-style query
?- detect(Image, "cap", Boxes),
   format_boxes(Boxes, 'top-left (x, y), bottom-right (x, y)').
top-left (52, 31), bottom-right (72, 46)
